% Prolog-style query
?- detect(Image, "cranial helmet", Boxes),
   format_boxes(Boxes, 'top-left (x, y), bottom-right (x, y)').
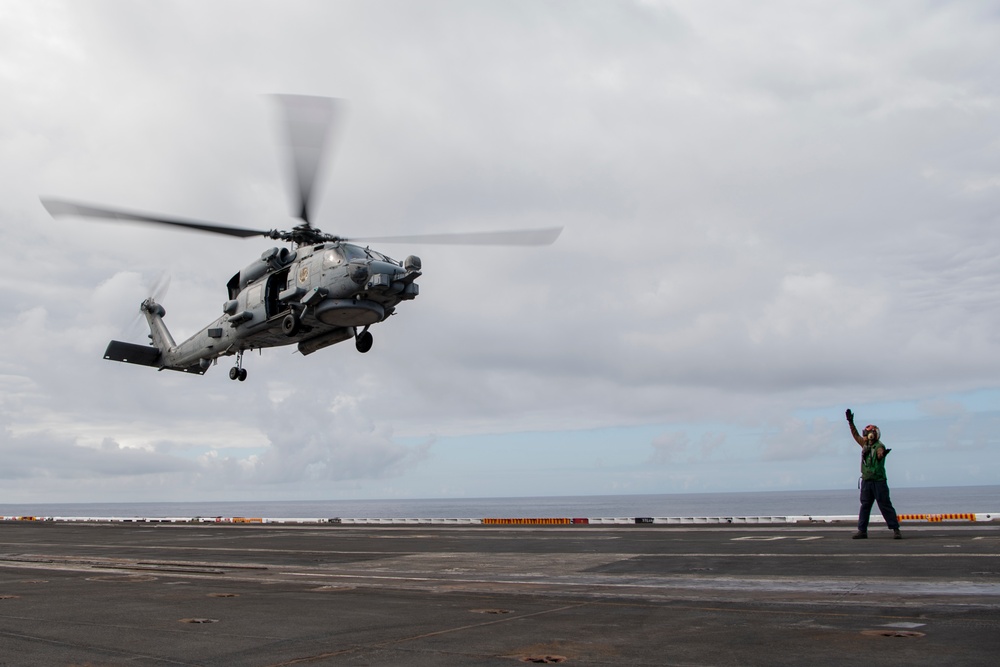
top-left (862, 424), bottom-right (881, 441)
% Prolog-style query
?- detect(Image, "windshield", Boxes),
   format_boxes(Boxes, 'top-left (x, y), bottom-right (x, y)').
top-left (341, 244), bottom-right (397, 264)
top-left (341, 244), bottom-right (368, 261)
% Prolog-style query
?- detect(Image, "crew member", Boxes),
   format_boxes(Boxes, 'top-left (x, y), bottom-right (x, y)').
top-left (846, 409), bottom-right (901, 539)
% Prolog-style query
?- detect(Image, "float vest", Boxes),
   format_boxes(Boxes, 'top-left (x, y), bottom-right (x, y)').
top-left (860, 442), bottom-right (889, 481)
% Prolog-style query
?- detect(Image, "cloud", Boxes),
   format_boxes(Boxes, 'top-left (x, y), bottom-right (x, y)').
top-left (759, 418), bottom-right (839, 462)
top-left (649, 432), bottom-right (689, 465)
top-left (648, 430), bottom-right (726, 465)
top-left (231, 388), bottom-right (432, 486)
top-left (0, 1), bottom-right (998, 501)
top-left (0, 426), bottom-right (197, 482)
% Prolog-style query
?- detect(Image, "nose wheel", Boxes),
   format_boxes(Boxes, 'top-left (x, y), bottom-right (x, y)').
top-left (229, 351), bottom-right (248, 381)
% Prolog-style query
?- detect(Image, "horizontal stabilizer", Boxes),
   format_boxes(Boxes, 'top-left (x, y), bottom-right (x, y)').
top-left (104, 341), bottom-right (208, 375)
top-left (105, 340), bottom-right (161, 367)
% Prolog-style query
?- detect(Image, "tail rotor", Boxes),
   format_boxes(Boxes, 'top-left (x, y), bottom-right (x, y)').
top-left (126, 272), bottom-right (171, 339)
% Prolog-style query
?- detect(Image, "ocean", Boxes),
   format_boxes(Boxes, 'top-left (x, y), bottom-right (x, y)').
top-left (1, 485), bottom-right (996, 520)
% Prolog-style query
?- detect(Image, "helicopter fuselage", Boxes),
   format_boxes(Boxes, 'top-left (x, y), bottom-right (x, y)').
top-left (105, 242), bottom-right (420, 380)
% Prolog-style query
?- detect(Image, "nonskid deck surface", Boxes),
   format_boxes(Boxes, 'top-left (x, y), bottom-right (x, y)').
top-left (0, 522), bottom-right (998, 666)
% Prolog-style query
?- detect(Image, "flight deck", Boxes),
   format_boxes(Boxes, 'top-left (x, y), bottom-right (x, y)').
top-left (0, 520), bottom-right (998, 666)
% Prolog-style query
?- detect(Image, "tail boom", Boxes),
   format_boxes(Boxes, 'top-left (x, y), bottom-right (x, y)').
top-left (103, 298), bottom-right (211, 375)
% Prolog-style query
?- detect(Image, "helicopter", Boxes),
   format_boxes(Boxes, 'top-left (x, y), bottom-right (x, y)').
top-left (41, 95), bottom-right (561, 381)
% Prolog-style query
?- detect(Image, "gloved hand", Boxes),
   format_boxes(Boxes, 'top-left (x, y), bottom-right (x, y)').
top-left (846, 409), bottom-right (854, 423)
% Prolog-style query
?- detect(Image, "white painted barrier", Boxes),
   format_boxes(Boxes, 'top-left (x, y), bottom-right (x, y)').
top-left (1, 513), bottom-right (995, 525)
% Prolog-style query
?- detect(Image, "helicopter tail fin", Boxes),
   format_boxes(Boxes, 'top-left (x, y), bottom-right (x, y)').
top-left (140, 298), bottom-right (177, 353)
top-left (102, 298), bottom-right (175, 370)
top-left (103, 300), bottom-right (208, 374)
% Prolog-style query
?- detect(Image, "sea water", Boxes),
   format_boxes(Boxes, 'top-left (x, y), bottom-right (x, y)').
top-left (1, 485), bottom-right (996, 520)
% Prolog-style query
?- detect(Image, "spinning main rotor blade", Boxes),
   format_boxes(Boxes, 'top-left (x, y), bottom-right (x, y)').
top-left (349, 226), bottom-right (563, 246)
top-left (274, 94), bottom-right (347, 226)
top-left (42, 96), bottom-right (563, 251)
top-left (40, 198), bottom-right (268, 239)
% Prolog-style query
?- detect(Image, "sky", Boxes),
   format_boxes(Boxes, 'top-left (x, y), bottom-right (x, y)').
top-left (1, 1), bottom-right (999, 504)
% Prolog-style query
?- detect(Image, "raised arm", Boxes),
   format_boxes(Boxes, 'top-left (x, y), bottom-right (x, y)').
top-left (845, 409), bottom-right (865, 447)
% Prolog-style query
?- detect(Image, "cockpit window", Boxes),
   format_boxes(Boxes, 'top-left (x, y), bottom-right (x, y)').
top-left (339, 244), bottom-right (399, 265)
top-left (341, 244), bottom-right (368, 261)
top-left (369, 249), bottom-right (397, 264)
top-left (323, 248), bottom-right (344, 268)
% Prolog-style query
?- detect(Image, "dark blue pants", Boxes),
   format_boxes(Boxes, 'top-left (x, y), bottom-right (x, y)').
top-left (858, 479), bottom-right (899, 532)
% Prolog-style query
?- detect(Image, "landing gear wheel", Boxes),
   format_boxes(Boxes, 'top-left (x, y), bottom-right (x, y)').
top-left (230, 350), bottom-right (247, 381)
top-left (281, 313), bottom-right (300, 337)
top-left (356, 330), bottom-right (373, 353)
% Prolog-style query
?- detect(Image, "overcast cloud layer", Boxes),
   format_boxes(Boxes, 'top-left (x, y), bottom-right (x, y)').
top-left (1, 1), bottom-right (998, 504)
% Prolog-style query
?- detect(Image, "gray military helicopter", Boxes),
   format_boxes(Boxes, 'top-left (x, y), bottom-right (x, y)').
top-left (41, 95), bottom-right (560, 381)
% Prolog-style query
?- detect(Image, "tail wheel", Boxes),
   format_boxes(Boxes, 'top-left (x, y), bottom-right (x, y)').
top-left (230, 350), bottom-right (248, 381)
